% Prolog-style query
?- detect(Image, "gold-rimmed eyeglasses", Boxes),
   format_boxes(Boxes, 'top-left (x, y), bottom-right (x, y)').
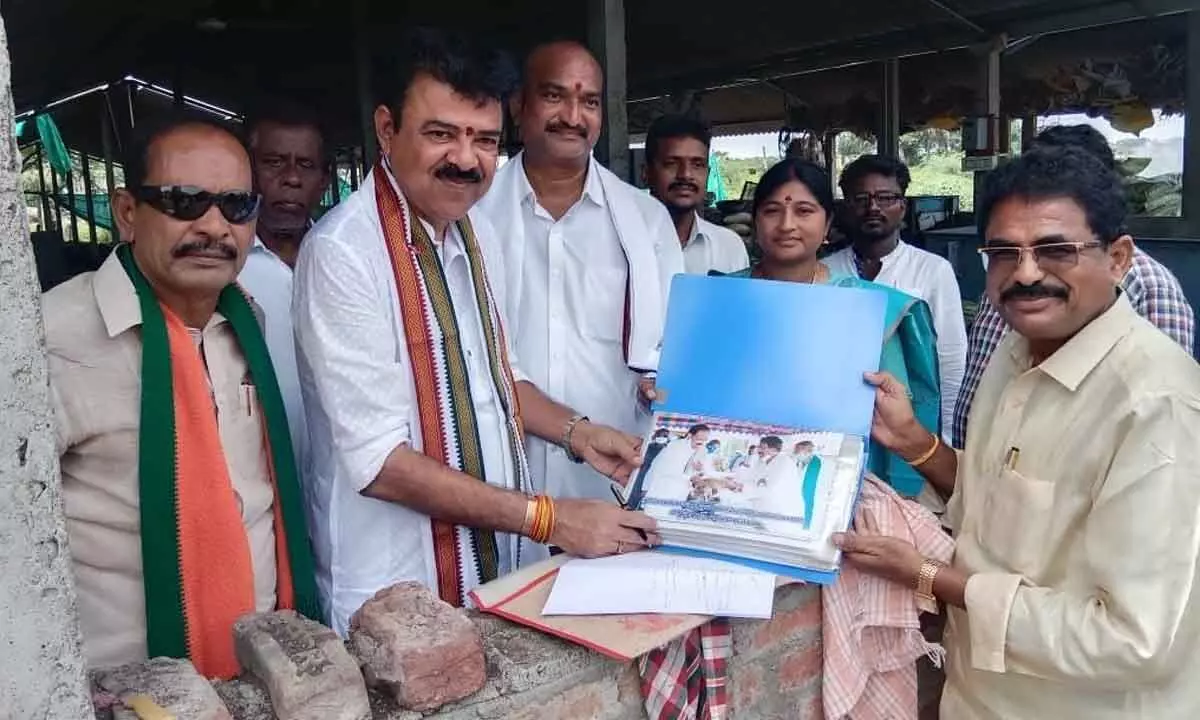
top-left (978, 241), bottom-right (1103, 272)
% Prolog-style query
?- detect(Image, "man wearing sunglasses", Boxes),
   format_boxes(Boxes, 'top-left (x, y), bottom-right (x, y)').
top-left (41, 116), bottom-right (320, 676)
top-left (835, 146), bottom-right (1200, 719)
top-left (825, 155), bottom-right (967, 465)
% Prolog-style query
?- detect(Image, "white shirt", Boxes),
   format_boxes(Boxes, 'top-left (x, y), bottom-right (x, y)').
top-left (825, 241), bottom-right (967, 437)
top-left (753, 454), bottom-right (805, 520)
top-left (292, 170), bottom-right (527, 635)
top-left (644, 438), bottom-right (705, 502)
top-left (513, 163), bottom-right (644, 502)
top-left (682, 213), bottom-right (750, 275)
top-left (238, 237), bottom-right (309, 485)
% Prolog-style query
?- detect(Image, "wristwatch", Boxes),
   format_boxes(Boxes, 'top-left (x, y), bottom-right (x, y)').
top-left (916, 559), bottom-right (943, 604)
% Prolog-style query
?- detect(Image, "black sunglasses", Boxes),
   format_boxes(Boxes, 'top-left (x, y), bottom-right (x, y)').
top-left (132, 185), bottom-right (261, 224)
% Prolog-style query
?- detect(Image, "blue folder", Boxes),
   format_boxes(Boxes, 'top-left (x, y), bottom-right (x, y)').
top-left (636, 274), bottom-right (887, 583)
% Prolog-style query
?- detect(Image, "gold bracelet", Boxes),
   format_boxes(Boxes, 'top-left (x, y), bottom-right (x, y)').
top-left (531, 496), bottom-right (547, 543)
top-left (527, 495), bottom-right (557, 544)
top-left (908, 433), bottom-right (940, 468)
top-left (543, 496), bottom-right (557, 543)
top-left (916, 559), bottom-right (942, 602)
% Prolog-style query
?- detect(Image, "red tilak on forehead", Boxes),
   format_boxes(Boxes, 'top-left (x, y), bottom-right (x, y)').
top-left (574, 82), bottom-right (583, 92)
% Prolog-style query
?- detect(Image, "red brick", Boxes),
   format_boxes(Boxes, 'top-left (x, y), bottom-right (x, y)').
top-left (349, 582), bottom-right (486, 712)
top-left (778, 642), bottom-right (823, 693)
top-left (751, 589), bottom-right (822, 653)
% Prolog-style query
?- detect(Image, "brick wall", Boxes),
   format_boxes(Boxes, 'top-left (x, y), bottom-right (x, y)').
top-left (91, 583), bottom-right (823, 720)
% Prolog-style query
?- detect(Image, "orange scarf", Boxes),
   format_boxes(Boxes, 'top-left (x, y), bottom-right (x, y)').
top-left (164, 307), bottom-right (297, 677)
top-left (117, 243), bottom-right (319, 680)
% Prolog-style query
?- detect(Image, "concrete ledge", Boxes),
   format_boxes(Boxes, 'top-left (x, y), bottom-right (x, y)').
top-left (87, 584), bottom-right (824, 720)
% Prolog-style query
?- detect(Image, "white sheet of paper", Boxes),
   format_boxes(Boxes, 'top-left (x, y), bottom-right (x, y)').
top-left (541, 551), bottom-right (777, 618)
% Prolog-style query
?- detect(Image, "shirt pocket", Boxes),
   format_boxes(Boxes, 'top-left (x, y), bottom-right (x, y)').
top-left (580, 267), bottom-right (628, 344)
top-left (976, 466), bottom-right (1055, 573)
top-left (220, 383), bottom-right (273, 524)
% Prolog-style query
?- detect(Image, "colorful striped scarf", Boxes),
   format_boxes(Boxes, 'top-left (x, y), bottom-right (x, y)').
top-left (117, 243), bottom-right (320, 678)
top-left (373, 163), bottom-right (531, 607)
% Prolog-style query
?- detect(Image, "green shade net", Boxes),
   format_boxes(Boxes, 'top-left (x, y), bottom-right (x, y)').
top-left (53, 192), bottom-right (114, 231)
top-left (707, 152), bottom-right (727, 203)
top-left (37, 115), bottom-right (73, 177)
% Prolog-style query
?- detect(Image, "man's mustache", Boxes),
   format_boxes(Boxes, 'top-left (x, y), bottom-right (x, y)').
top-left (434, 164), bottom-right (483, 183)
top-left (669, 181), bottom-right (700, 193)
top-left (1000, 282), bottom-right (1069, 303)
top-left (546, 121), bottom-right (588, 138)
top-left (173, 238), bottom-right (237, 260)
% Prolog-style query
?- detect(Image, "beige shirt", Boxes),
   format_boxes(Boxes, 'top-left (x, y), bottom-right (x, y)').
top-left (44, 251), bottom-right (278, 669)
top-left (944, 294), bottom-right (1200, 719)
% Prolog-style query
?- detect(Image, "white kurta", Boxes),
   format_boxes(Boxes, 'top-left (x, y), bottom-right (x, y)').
top-left (238, 238), bottom-right (309, 493)
top-left (478, 156), bottom-right (685, 502)
top-left (293, 168), bottom-right (535, 635)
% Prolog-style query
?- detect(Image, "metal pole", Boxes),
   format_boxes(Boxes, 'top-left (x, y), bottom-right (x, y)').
top-left (36, 144), bottom-right (50, 231)
top-left (81, 153), bottom-right (97, 242)
top-left (879, 58), bottom-right (901, 158)
top-left (127, 83), bottom-right (136, 129)
top-left (100, 96), bottom-right (117, 193)
top-left (64, 159), bottom-right (80, 243)
top-left (48, 154), bottom-right (64, 234)
top-left (353, 0), bottom-right (378, 171)
top-left (1184, 11), bottom-right (1200, 228)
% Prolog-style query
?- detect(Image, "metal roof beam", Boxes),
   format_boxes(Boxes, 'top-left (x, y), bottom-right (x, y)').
top-left (631, 0), bottom-right (1195, 100)
top-left (919, 0), bottom-right (988, 35)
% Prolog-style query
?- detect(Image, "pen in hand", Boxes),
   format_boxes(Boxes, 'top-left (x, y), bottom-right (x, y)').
top-left (611, 485), bottom-right (650, 542)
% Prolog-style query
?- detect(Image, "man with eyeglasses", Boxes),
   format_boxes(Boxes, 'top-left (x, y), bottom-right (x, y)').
top-left (825, 155), bottom-right (967, 457)
top-left (951, 124), bottom-right (1195, 449)
top-left (834, 146), bottom-right (1200, 719)
top-left (41, 115), bottom-right (320, 676)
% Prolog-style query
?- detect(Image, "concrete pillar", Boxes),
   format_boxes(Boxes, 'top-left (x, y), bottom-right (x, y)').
top-left (587, 0), bottom-right (630, 182)
top-left (971, 37), bottom-right (1004, 213)
top-left (1183, 10), bottom-right (1200, 230)
top-left (0, 15), bottom-right (95, 720)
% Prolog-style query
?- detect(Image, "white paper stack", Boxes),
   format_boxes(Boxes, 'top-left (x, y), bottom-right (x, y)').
top-left (542, 552), bottom-right (778, 619)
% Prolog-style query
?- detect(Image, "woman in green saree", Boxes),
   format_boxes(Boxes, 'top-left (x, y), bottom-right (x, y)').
top-left (714, 158), bottom-right (941, 499)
